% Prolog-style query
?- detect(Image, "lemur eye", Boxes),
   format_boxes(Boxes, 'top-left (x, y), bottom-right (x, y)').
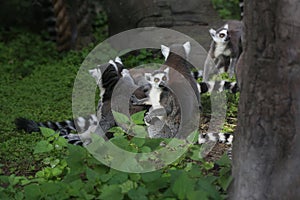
top-left (154, 78), bottom-right (160, 82)
top-left (219, 33), bottom-right (225, 38)
top-left (162, 76), bottom-right (167, 81)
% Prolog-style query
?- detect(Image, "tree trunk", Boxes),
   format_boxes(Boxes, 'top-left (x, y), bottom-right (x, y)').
top-left (231, 0), bottom-right (300, 199)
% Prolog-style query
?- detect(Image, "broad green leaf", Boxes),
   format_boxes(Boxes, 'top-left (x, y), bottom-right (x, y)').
top-left (24, 184), bottom-right (42, 200)
top-left (129, 173), bottom-right (141, 181)
top-left (196, 179), bottom-right (221, 199)
top-left (141, 171), bottom-right (162, 182)
top-left (131, 137), bottom-right (146, 147)
top-left (40, 127), bottom-right (56, 137)
top-left (54, 136), bottom-right (68, 147)
top-left (130, 110), bottom-right (146, 125)
top-left (108, 172), bottom-right (128, 184)
top-left (120, 180), bottom-right (137, 193)
top-left (131, 125), bottom-right (147, 138)
top-left (99, 185), bottom-right (123, 200)
top-left (40, 182), bottom-right (62, 195)
top-left (171, 172), bottom-right (195, 199)
top-left (112, 110), bottom-right (131, 126)
top-left (187, 190), bottom-right (209, 200)
top-left (216, 154), bottom-right (231, 167)
top-left (128, 187), bottom-right (148, 200)
top-left (33, 140), bottom-right (54, 154)
top-left (86, 167), bottom-right (99, 182)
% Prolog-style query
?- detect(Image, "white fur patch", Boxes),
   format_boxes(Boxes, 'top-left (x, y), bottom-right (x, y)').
top-left (115, 56), bottom-right (123, 64)
top-left (226, 135), bottom-right (233, 145)
top-left (65, 120), bottom-right (76, 130)
top-left (218, 133), bottom-right (226, 142)
top-left (207, 132), bottom-right (217, 141)
top-left (161, 45), bottom-right (170, 60)
top-left (198, 134), bottom-right (206, 144)
top-left (219, 81), bottom-right (225, 92)
top-left (77, 117), bottom-right (86, 129)
top-left (109, 60), bottom-right (118, 72)
top-left (214, 43), bottom-right (228, 57)
top-left (197, 83), bottom-right (201, 93)
top-left (183, 41), bottom-right (191, 57)
top-left (207, 81), bottom-right (215, 93)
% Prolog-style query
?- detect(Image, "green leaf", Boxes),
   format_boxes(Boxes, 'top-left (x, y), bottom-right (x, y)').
top-left (129, 173), bottom-right (141, 182)
top-left (140, 146), bottom-right (152, 153)
top-left (141, 171), bottom-right (162, 182)
top-left (86, 167), bottom-right (99, 182)
top-left (120, 180), bottom-right (137, 193)
top-left (40, 182), bottom-right (62, 195)
top-left (24, 184), bottom-right (42, 200)
top-left (99, 185), bottom-right (123, 200)
top-left (171, 171), bottom-right (195, 199)
top-left (131, 125), bottom-right (147, 138)
top-left (187, 190), bottom-right (209, 200)
top-left (128, 187), bottom-right (148, 200)
top-left (40, 127), bottom-right (56, 137)
top-left (108, 172), bottom-right (128, 184)
top-left (216, 154), bottom-right (231, 167)
top-left (112, 110), bottom-right (131, 126)
top-left (131, 137), bottom-right (146, 147)
top-left (54, 136), bottom-right (68, 148)
top-left (171, 172), bottom-right (195, 199)
top-left (130, 110), bottom-right (146, 125)
top-left (33, 140), bottom-right (54, 154)
top-left (196, 179), bottom-right (221, 199)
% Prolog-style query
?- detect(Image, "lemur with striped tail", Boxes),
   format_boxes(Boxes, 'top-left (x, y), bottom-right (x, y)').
top-left (203, 0), bottom-right (244, 82)
top-left (131, 67), bottom-right (179, 138)
top-left (15, 57), bottom-right (125, 145)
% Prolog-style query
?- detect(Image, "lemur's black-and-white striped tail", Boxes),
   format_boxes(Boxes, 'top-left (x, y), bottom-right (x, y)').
top-left (198, 132), bottom-right (233, 145)
top-left (199, 81), bottom-right (239, 94)
top-left (239, 0), bottom-right (244, 19)
top-left (15, 57), bottom-right (124, 145)
top-left (15, 114), bottom-right (98, 145)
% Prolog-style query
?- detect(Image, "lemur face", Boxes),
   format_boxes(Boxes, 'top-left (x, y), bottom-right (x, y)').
top-left (209, 24), bottom-right (230, 44)
top-left (145, 68), bottom-right (169, 89)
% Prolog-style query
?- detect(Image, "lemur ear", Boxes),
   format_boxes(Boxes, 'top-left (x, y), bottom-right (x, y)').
top-left (183, 41), bottom-right (191, 56)
top-left (108, 59), bottom-right (118, 71)
top-left (224, 24), bottom-right (229, 30)
top-left (144, 73), bottom-right (152, 81)
top-left (209, 29), bottom-right (216, 38)
top-left (89, 68), bottom-right (101, 80)
top-left (161, 45), bottom-right (170, 60)
top-left (121, 69), bottom-right (129, 76)
top-left (115, 56), bottom-right (123, 64)
top-left (164, 67), bottom-right (170, 74)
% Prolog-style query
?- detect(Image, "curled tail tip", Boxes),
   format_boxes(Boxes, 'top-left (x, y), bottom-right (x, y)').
top-left (15, 117), bottom-right (40, 133)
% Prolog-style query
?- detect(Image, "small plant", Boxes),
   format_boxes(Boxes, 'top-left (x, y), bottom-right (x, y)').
top-left (211, 0), bottom-right (241, 19)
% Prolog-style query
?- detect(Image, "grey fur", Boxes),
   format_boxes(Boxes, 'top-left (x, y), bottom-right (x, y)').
top-left (203, 20), bottom-right (243, 81)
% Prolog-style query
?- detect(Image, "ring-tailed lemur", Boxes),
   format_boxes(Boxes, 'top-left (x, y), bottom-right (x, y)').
top-left (131, 67), bottom-right (179, 138)
top-left (203, 20), bottom-right (243, 82)
top-left (15, 57), bottom-right (125, 145)
top-left (160, 42), bottom-right (235, 145)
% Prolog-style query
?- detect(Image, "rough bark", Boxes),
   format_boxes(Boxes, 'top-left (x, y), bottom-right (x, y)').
top-left (231, 0), bottom-right (300, 199)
